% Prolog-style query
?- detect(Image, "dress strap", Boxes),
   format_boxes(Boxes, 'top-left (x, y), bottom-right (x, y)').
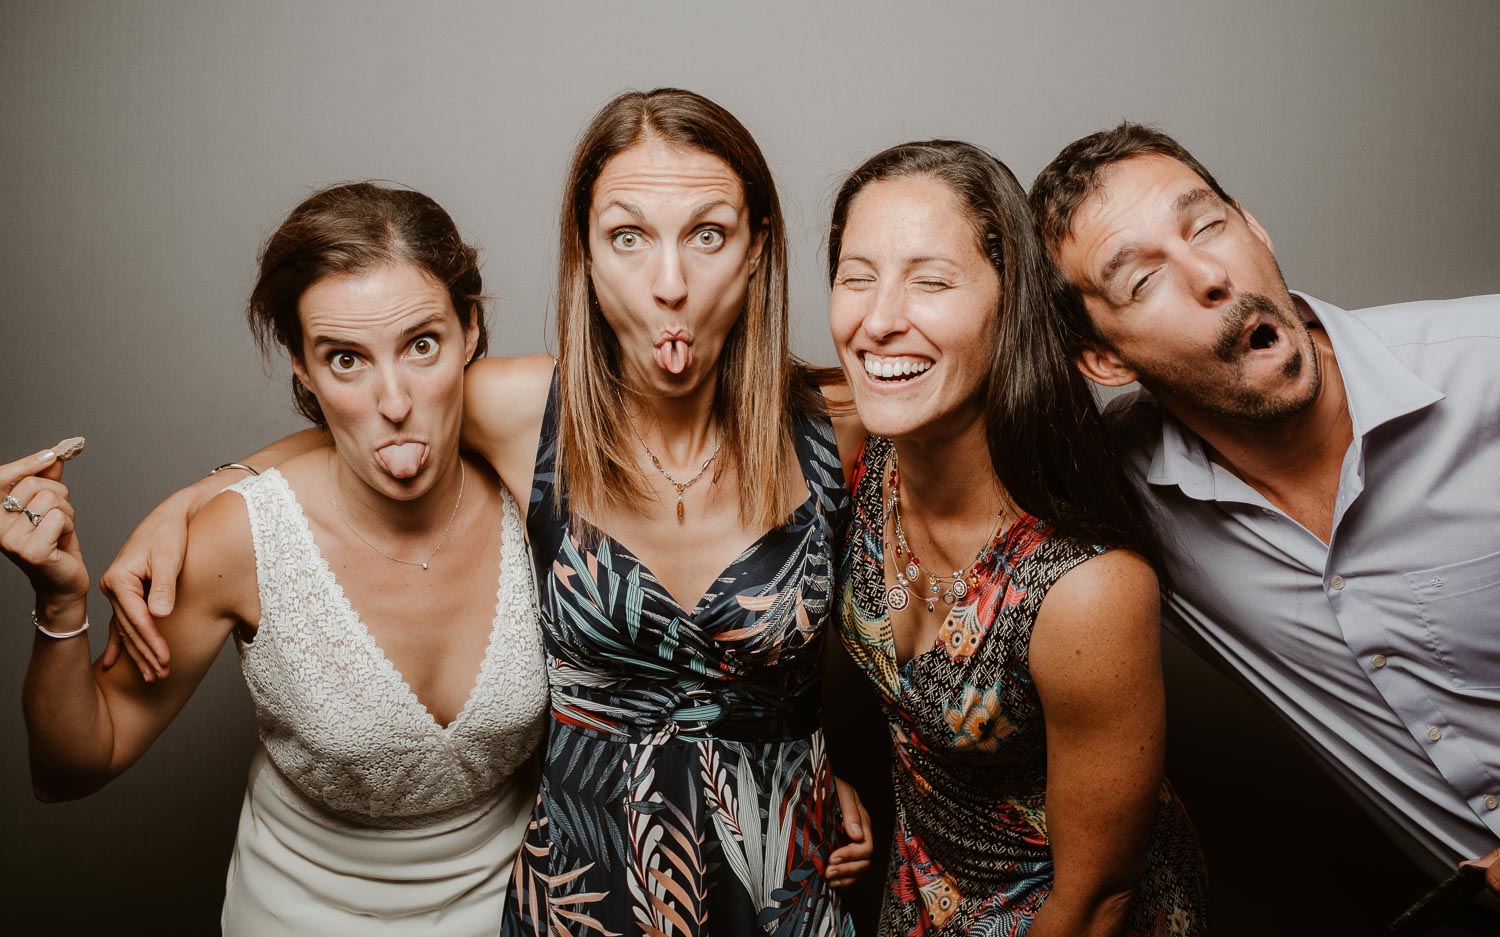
top-left (526, 370), bottom-right (567, 589)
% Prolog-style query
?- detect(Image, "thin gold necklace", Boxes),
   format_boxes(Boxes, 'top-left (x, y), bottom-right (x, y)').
top-left (326, 452), bottom-right (466, 570)
top-left (636, 430), bottom-right (721, 524)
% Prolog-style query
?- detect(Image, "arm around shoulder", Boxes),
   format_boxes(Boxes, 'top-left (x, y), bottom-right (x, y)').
top-left (462, 354), bottom-right (553, 494)
top-left (1027, 548), bottom-right (1165, 937)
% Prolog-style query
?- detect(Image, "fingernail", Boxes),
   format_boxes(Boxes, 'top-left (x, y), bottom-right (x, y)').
top-left (850, 822), bottom-right (863, 837)
top-left (38, 451), bottom-right (56, 464)
top-left (151, 602), bottom-right (170, 615)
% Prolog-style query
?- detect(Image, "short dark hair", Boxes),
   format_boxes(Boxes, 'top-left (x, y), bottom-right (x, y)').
top-left (829, 140), bottom-right (1164, 574)
top-left (1030, 122), bottom-right (1235, 255)
top-left (1027, 122), bottom-right (1235, 351)
top-left (248, 182), bottom-right (488, 425)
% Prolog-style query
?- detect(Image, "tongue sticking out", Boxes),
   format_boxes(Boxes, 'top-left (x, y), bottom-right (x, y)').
top-left (375, 442), bottom-right (427, 479)
top-left (653, 339), bottom-right (693, 375)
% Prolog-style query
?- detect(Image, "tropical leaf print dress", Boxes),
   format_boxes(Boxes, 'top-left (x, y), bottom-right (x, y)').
top-left (838, 437), bottom-right (1208, 937)
top-left (501, 379), bottom-right (856, 937)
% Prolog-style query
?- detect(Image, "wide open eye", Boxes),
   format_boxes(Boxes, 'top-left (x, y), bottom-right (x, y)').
top-left (410, 336), bottom-right (438, 359)
top-left (330, 351), bottom-right (361, 373)
top-left (693, 227), bottom-right (725, 249)
top-left (611, 230), bottom-right (643, 251)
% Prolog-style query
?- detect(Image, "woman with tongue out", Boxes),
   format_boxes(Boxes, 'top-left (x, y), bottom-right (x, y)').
top-left (2, 183), bottom-right (548, 934)
top-left (96, 89), bottom-right (873, 936)
top-left (827, 142), bottom-right (1208, 935)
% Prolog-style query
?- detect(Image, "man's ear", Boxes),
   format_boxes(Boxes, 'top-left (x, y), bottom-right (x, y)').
top-left (1236, 201), bottom-right (1275, 254)
top-left (1075, 343), bottom-right (1139, 387)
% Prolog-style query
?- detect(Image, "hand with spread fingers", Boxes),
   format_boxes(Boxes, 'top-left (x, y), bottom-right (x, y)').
top-left (1, 448), bottom-right (88, 620)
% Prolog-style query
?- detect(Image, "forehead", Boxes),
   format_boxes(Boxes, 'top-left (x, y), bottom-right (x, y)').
top-left (299, 263), bottom-right (454, 337)
top-left (1059, 154), bottom-right (1219, 283)
top-left (591, 138), bottom-right (745, 216)
top-left (841, 175), bottom-right (981, 261)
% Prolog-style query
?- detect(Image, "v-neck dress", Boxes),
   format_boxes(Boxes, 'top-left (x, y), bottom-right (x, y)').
top-left (501, 377), bottom-right (855, 937)
top-left (221, 469), bottom-right (549, 936)
top-left (838, 437), bottom-right (1208, 936)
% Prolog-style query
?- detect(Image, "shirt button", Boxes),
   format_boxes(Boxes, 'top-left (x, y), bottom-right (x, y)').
top-left (1426, 726), bottom-right (1442, 742)
top-left (1330, 575), bottom-right (1346, 591)
top-left (1486, 795), bottom-right (1499, 811)
top-left (1371, 654), bottom-right (1388, 669)
top-left (1261, 509), bottom-right (1277, 518)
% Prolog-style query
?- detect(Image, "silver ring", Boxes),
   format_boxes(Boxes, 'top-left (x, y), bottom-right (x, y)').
top-left (2, 495), bottom-right (22, 513)
top-left (23, 509), bottom-right (42, 527)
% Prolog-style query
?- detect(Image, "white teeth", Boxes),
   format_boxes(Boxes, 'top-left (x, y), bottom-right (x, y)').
top-left (863, 354), bottom-right (933, 380)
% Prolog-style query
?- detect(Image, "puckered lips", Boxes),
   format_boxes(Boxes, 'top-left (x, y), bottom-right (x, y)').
top-left (374, 440), bottom-right (428, 479)
top-left (653, 328), bottom-right (694, 375)
top-left (860, 351), bottom-right (934, 386)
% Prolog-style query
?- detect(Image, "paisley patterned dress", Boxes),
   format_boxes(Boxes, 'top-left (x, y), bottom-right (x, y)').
top-left (838, 437), bottom-right (1208, 936)
top-left (501, 377), bottom-right (856, 937)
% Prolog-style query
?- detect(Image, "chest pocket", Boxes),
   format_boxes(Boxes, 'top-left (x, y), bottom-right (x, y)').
top-left (1406, 548), bottom-right (1500, 690)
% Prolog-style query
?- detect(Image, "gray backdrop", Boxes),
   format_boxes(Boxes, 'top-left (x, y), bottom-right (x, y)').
top-left (3, 1), bottom-right (1498, 933)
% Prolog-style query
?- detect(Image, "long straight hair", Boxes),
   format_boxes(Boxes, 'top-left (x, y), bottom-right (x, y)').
top-left (827, 141), bottom-right (1164, 573)
top-left (556, 88), bottom-right (817, 533)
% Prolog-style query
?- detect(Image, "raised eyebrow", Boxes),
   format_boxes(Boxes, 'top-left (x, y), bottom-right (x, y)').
top-left (398, 312), bottom-right (450, 340)
top-left (598, 200), bottom-right (646, 223)
top-left (687, 200), bottom-right (736, 225)
top-left (309, 332), bottom-right (368, 353)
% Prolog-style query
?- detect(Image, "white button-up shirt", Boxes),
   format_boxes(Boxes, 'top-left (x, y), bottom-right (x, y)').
top-left (1105, 292), bottom-right (1500, 878)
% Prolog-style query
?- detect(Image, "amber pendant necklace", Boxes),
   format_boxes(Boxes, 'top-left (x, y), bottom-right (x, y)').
top-left (638, 434), bottom-right (722, 524)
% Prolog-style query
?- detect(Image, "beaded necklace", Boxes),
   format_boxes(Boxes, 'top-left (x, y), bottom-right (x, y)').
top-left (881, 450), bottom-right (1006, 613)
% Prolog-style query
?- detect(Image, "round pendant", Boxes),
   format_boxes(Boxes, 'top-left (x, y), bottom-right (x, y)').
top-left (929, 579), bottom-right (941, 595)
top-left (951, 578), bottom-right (968, 600)
top-left (942, 592), bottom-right (956, 605)
top-left (925, 600), bottom-right (936, 612)
top-left (886, 585), bottom-right (909, 610)
top-left (905, 563), bottom-right (919, 581)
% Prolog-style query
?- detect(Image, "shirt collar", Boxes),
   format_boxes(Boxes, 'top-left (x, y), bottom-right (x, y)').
top-left (1147, 291), bottom-right (1445, 498)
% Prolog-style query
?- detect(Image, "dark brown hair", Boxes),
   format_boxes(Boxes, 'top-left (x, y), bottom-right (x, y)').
top-left (829, 140), bottom-right (1163, 572)
top-left (555, 88), bottom-right (819, 531)
top-left (1028, 122), bottom-right (1235, 353)
top-left (248, 181), bottom-right (488, 425)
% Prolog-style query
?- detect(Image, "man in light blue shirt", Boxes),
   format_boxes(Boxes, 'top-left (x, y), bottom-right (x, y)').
top-left (1029, 123), bottom-right (1500, 913)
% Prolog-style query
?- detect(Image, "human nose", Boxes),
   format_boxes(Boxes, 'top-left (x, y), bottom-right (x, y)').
top-left (860, 282), bottom-right (910, 341)
top-left (1183, 245), bottom-right (1233, 309)
top-left (652, 245), bottom-right (688, 311)
top-left (375, 365), bottom-right (412, 423)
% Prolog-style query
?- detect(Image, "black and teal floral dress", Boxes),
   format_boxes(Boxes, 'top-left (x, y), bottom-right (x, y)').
top-left (838, 436), bottom-right (1208, 936)
top-left (501, 378), bottom-right (855, 937)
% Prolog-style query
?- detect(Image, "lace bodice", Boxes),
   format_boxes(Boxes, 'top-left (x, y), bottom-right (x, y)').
top-left (229, 469), bottom-right (548, 829)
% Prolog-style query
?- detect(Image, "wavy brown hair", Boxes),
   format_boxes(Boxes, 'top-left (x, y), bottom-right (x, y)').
top-left (556, 88), bottom-right (820, 533)
top-left (828, 140), bottom-right (1163, 573)
top-left (248, 181), bottom-right (487, 425)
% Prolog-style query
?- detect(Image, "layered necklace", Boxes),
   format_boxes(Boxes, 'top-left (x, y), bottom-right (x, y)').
top-left (636, 429), bottom-right (721, 524)
top-left (327, 452), bottom-right (466, 570)
top-left (882, 449), bottom-right (1007, 613)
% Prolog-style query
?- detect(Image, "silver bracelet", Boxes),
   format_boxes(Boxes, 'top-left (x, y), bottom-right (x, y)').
top-left (32, 610), bottom-right (90, 639)
top-left (209, 462), bottom-right (259, 477)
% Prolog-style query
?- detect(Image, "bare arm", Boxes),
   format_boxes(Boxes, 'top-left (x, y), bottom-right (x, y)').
top-left (99, 428), bottom-right (325, 677)
top-left (3, 451), bottom-right (255, 800)
top-left (1026, 550), bottom-right (1165, 937)
top-left (460, 353), bottom-right (553, 501)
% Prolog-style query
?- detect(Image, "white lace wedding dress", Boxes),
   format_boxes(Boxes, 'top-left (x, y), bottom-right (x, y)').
top-left (219, 469), bottom-right (547, 935)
